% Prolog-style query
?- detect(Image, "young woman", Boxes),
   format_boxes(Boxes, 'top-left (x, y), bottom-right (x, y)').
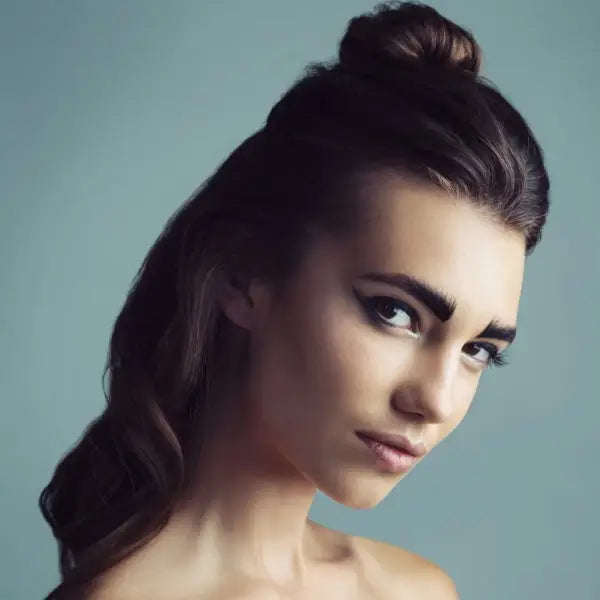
top-left (40, 2), bottom-right (550, 598)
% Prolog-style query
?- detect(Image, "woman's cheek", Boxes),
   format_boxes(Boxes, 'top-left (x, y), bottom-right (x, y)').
top-left (308, 319), bottom-right (389, 417)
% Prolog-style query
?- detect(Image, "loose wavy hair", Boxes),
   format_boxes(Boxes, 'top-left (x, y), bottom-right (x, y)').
top-left (39, 2), bottom-right (550, 598)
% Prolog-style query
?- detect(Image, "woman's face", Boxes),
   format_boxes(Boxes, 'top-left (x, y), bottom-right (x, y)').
top-left (229, 174), bottom-right (526, 509)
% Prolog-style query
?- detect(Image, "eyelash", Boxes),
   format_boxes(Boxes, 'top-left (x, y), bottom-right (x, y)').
top-left (359, 295), bottom-right (509, 369)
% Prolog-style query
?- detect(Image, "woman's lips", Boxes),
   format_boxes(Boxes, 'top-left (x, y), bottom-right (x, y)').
top-left (356, 431), bottom-right (425, 474)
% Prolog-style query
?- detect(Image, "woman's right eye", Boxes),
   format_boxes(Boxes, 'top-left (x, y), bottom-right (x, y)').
top-left (361, 295), bottom-right (421, 335)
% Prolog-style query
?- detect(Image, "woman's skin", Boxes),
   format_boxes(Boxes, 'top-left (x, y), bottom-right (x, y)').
top-left (92, 172), bottom-right (525, 599)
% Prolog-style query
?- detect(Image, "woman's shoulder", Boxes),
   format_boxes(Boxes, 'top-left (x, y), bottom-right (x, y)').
top-left (311, 522), bottom-right (459, 600)
top-left (349, 531), bottom-right (460, 599)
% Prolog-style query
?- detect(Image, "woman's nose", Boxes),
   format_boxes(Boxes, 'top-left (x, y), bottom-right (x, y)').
top-left (391, 348), bottom-right (458, 424)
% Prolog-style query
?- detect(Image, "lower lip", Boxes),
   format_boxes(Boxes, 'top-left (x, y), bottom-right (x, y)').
top-left (356, 433), bottom-right (419, 474)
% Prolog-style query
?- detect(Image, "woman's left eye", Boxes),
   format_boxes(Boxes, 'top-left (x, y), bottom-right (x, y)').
top-left (463, 342), bottom-right (507, 368)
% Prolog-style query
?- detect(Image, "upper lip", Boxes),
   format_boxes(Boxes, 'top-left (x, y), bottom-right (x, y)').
top-left (356, 430), bottom-right (427, 457)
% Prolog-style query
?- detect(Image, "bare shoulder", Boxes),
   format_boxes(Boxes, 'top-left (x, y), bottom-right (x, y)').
top-left (351, 534), bottom-right (460, 599)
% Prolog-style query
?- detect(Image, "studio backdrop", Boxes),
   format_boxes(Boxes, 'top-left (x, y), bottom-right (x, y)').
top-left (1, 1), bottom-right (598, 599)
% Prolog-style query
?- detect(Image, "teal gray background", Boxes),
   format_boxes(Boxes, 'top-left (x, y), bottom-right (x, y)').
top-left (1, 1), bottom-right (598, 598)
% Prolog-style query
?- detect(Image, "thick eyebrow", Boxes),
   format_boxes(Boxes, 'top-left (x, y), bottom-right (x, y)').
top-left (477, 320), bottom-right (517, 344)
top-left (359, 271), bottom-right (517, 344)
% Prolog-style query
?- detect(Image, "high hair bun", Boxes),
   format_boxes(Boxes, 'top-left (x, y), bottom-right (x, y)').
top-left (338, 1), bottom-right (482, 77)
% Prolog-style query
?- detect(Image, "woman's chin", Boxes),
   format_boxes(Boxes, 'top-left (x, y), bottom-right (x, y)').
top-left (317, 467), bottom-right (406, 510)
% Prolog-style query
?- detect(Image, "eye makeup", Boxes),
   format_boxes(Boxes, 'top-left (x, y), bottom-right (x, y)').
top-left (353, 289), bottom-right (509, 369)
top-left (362, 295), bottom-right (421, 335)
top-left (358, 271), bottom-right (517, 345)
top-left (461, 341), bottom-right (509, 368)
top-left (352, 289), bottom-right (421, 335)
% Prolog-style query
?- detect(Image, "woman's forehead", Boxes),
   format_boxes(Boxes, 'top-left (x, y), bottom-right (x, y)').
top-left (303, 177), bottom-right (526, 330)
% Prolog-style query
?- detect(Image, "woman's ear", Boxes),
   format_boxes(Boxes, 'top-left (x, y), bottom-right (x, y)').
top-left (216, 270), bottom-right (272, 332)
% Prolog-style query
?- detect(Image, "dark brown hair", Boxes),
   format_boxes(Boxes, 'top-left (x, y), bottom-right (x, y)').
top-left (39, 2), bottom-right (550, 597)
